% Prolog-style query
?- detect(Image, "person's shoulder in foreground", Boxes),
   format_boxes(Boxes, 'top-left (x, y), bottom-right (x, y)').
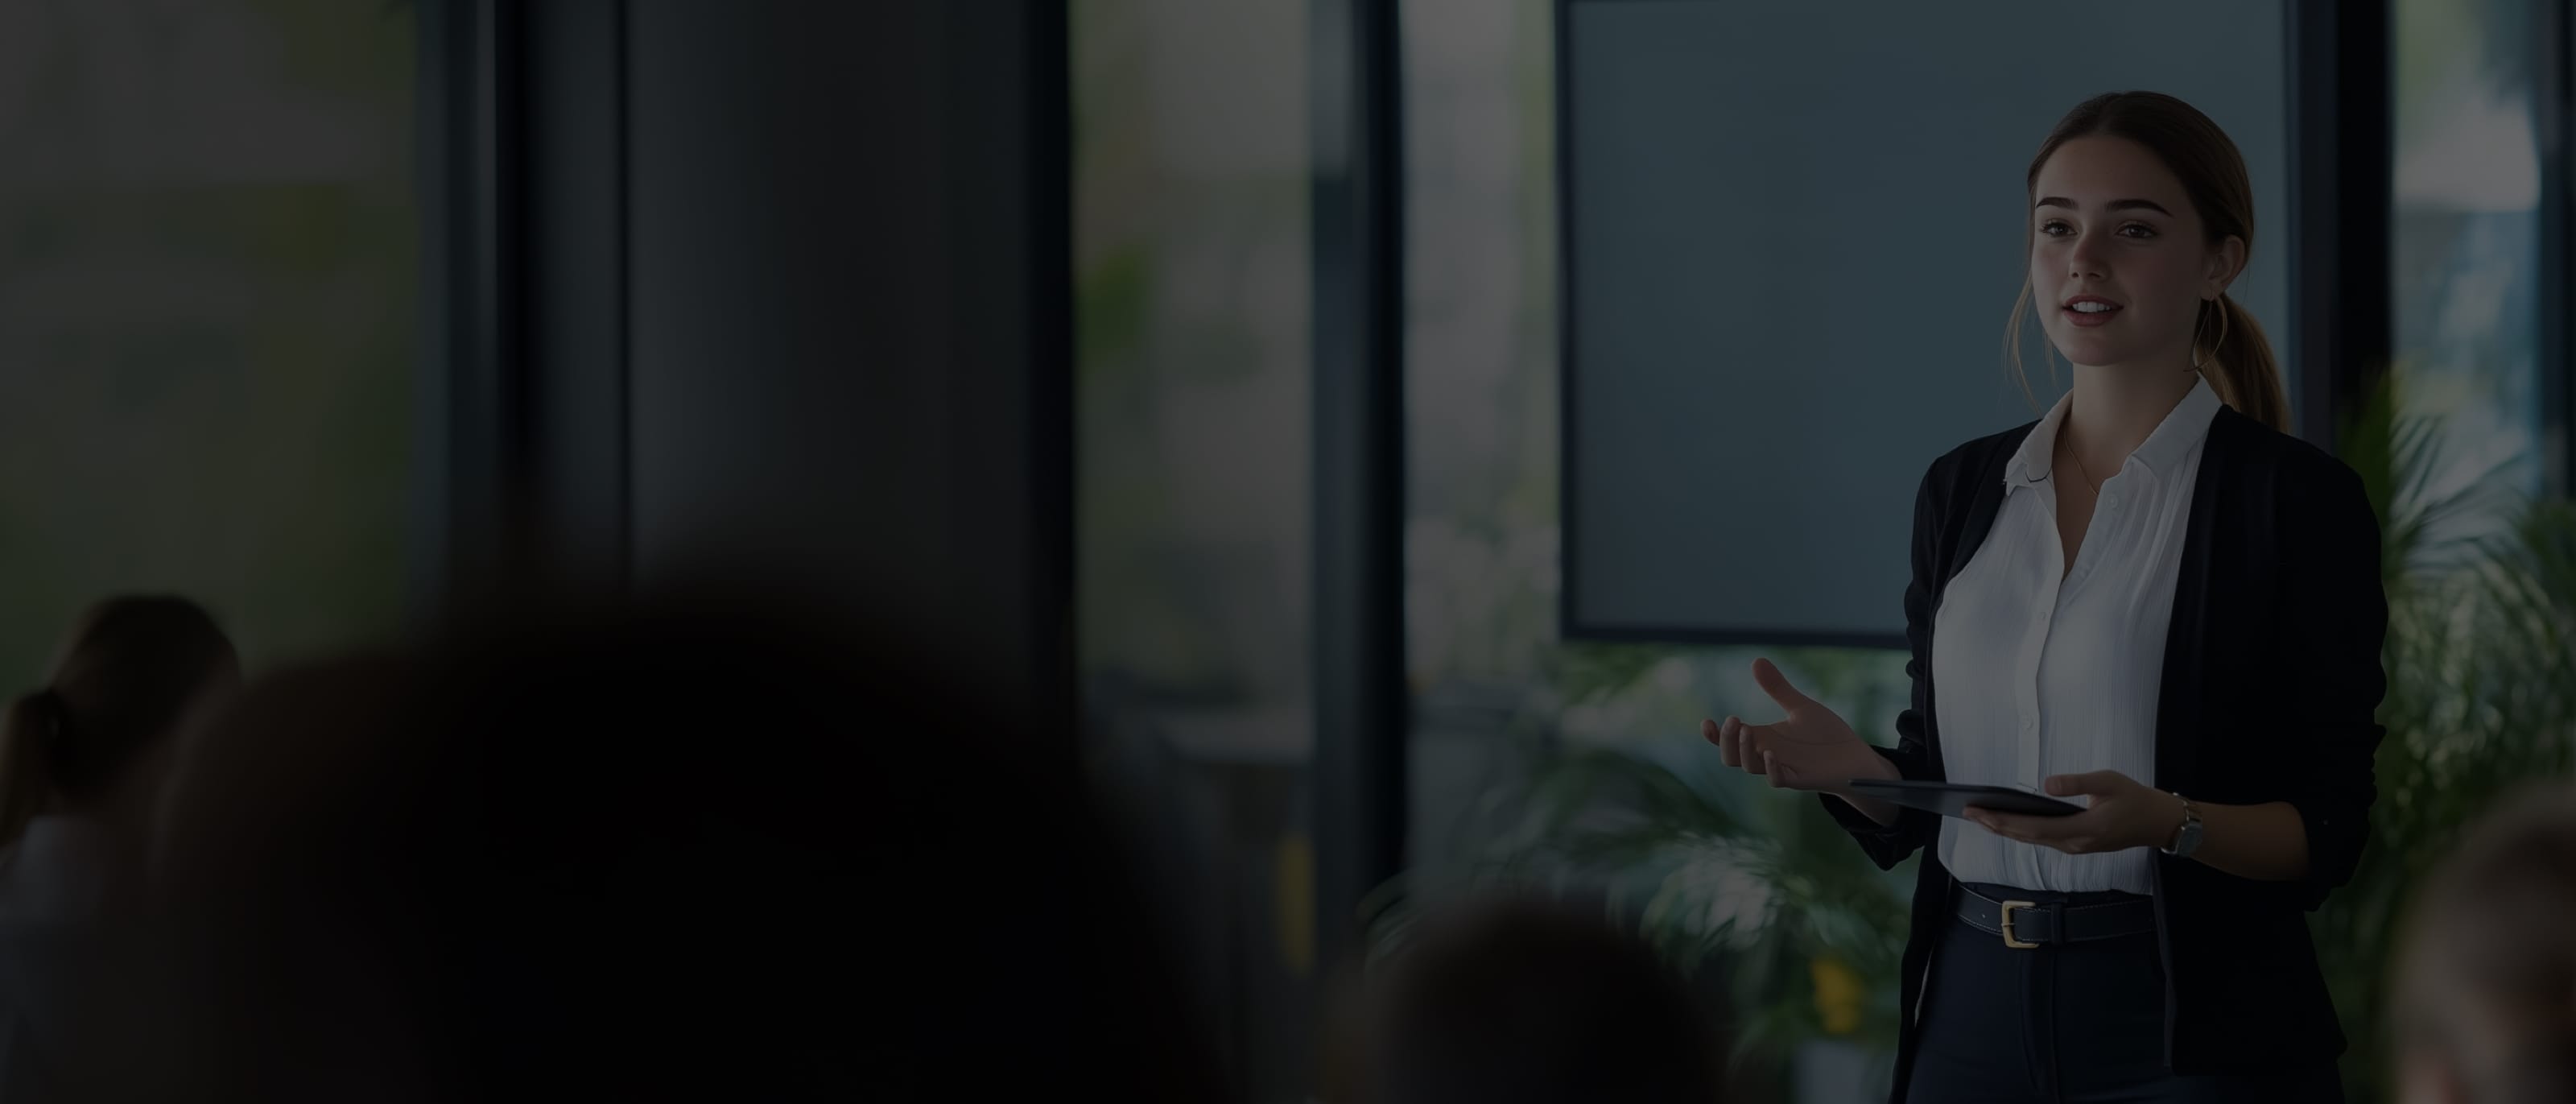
top-left (2392, 781), bottom-right (2576, 1104)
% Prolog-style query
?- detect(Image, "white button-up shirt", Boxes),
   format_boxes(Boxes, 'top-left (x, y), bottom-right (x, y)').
top-left (1931, 378), bottom-right (2223, 893)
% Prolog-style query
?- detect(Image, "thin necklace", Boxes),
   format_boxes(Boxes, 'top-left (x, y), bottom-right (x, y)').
top-left (2058, 428), bottom-right (2101, 494)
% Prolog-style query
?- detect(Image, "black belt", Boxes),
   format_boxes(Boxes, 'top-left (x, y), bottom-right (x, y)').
top-left (1951, 884), bottom-right (2157, 949)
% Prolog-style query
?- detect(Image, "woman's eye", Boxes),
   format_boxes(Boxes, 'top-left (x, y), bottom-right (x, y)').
top-left (2118, 223), bottom-right (2157, 239)
top-left (2039, 220), bottom-right (2073, 236)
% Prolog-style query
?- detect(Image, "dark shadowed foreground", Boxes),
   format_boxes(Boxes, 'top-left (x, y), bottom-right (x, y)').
top-left (6, 591), bottom-right (1214, 1103)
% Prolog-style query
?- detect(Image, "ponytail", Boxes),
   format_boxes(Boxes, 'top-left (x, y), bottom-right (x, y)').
top-left (0, 689), bottom-right (63, 850)
top-left (2196, 294), bottom-right (2289, 433)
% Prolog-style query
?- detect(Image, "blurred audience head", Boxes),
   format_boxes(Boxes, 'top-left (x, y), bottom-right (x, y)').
top-left (0, 594), bottom-right (237, 848)
top-left (1327, 891), bottom-right (1723, 1104)
top-left (2393, 782), bottom-right (2576, 1104)
top-left (142, 589), bottom-right (1210, 1103)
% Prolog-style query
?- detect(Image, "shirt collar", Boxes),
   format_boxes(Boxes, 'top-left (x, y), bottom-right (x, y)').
top-left (2129, 375), bottom-right (2224, 476)
top-left (2004, 391), bottom-right (2074, 489)
top-left (2004, 376), bottom-right (2223, 489)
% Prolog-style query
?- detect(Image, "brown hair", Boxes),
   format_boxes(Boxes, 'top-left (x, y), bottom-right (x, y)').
top-left (0, 596), bottom-right (238, 849)
top-left (2004, 90), bottom-right (2289, 432)
top-left (2392, 783), bottom-right (2576, 1104)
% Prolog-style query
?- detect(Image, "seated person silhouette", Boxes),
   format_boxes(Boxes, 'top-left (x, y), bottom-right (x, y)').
top-left (0, 595), bottom-right (238, 917)
top-left (0, 595), bottom-right (237, 1103)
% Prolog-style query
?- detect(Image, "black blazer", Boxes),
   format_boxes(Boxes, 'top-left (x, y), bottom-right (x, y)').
top-left (1822, 405), bottom-right (2388, 1095)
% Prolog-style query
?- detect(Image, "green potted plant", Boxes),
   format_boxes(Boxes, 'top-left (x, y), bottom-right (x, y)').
top-left (2309, 373), bottom-right (2576, 1101)
top-left (1367, 644), bottom-right (1918, 1100)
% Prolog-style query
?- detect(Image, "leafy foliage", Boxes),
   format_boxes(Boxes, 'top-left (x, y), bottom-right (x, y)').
top-left (2313, 374), bottom-right (2576, 1101)
top-left (1370, 646), bottom-right (1915, 1087)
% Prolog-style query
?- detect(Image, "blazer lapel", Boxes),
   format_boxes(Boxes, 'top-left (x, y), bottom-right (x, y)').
top-left (1944, 434), bottom-right (2018, 588)
top-left (2153, 409), bottom-right (2240, 792)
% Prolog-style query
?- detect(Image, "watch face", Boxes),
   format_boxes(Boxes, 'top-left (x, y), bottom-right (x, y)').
top-left (2174, 820), bottom-right (2203, 856)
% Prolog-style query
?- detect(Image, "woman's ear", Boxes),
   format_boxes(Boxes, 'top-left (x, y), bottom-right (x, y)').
top-left (2204, 234), bottom-right (2247, 297)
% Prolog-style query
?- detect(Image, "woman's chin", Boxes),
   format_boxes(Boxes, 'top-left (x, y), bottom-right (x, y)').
top-left (2045, 337), bottom-right (2131, 371)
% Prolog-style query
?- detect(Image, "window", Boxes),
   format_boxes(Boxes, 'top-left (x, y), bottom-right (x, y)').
top-left (0, 0), bottom-right (415, 680)
top-left (1400, 4), bottom-right (1909, 1098)
top-left (2391, 0), bottom-right (2546, 515)
top-left (1400, 0), bottom-right (1564, 866)
top-left (1074, 1), bottom-right (1319, 1099)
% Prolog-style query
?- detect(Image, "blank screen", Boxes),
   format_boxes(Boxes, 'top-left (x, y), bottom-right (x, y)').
top-left (1561, 0), bottom-right (2289, 646)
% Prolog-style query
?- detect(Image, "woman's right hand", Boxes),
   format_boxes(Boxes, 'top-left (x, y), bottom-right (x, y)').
top-left (1701, 658), bottom-right (1891, 796)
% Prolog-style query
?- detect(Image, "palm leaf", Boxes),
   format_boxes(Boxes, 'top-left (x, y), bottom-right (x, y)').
top-left (2314, 374), bottom-right (2576, 1102)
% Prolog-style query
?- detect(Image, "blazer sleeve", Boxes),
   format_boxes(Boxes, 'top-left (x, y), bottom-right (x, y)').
top-left (1819, 461), bottom-right (1947, 870)
top-left (2278, 457), bottom-right (2389, 911)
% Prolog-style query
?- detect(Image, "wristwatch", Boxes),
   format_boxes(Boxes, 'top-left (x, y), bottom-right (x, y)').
top-left (2161, 792), bottom-right (2203, 858)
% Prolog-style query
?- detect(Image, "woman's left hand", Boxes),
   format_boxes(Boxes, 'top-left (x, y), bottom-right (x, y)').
top-left (1966, 770), bottom-right (2182, 855)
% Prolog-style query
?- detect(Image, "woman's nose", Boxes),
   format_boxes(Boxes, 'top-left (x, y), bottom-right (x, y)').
top-left (2068, 238), bottom-right (2108, 279)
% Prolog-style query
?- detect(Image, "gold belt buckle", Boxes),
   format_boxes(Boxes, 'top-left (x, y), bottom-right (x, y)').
top-left (1999, 899), bottom-right (2040, 949)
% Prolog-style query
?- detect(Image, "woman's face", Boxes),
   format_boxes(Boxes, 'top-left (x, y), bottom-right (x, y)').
top-left (2027, 134), bottom-right (2242, 372)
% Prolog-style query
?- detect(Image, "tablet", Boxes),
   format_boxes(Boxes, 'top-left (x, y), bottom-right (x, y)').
top-left (1846, 779), bottom-right (2085, 819)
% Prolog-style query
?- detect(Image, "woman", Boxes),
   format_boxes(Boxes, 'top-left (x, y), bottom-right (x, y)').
top-left (0, 595), bottom-right (238, 916)
top-left (2390, 783), bottom-right (2576, 1104)
top-left (1703, 91), bottom-right (2384, 1102)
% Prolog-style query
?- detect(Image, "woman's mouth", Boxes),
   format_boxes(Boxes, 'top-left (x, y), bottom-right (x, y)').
top-left (2062, 296), bottom-right (2121, 328)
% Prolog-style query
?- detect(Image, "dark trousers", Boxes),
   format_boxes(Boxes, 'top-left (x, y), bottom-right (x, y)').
top-left (1902, 884), bottom-right (2343, 1103)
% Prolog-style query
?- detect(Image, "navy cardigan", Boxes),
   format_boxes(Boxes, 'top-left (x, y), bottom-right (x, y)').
top-left (1823, 405), bottom-right (2389, 1096)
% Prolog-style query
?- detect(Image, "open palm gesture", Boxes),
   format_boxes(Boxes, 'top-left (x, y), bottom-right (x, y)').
top-left (1701, 658), bottom-right (1881, 796)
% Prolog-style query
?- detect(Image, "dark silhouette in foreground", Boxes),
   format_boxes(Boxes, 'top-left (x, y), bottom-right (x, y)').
top-left (1326, 894), bottom-right (1726, 1104)
top-left (124, 593), bottom-right (1212, 1102)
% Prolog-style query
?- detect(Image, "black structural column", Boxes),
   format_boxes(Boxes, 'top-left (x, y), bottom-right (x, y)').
top-left (1311, 0), bottom-right (1410, 973)
top-left (2286, 0), bottom-right (2394, 452)
top-left (2537, 0), bottom-right (2574, 498)
top-left (416, 0), bottom-right (634, 611)
top-left (419, 0), bottom-right (1076, 756)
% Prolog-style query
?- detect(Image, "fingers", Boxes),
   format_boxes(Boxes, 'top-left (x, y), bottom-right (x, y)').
top-left (1704, 717), bottom-right (1741, 769)
top-left (1968, 810), bottom-right (2045, 843)
top-left (1749, 658), bottom-right (1816, 714)
top-left (1738, 722), bottom-right (1780, 774)
top-left (1763, 749), bottom-right (1798, 789)
top-left (1707, 717), bottom-right (1752, 771)
top-left (2045, 770), bottom-right (2127, 797)
top-left (1967, 808), bottom-right (2101, 854)
top-left (1703, 717), bottom-right (1776, 776)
